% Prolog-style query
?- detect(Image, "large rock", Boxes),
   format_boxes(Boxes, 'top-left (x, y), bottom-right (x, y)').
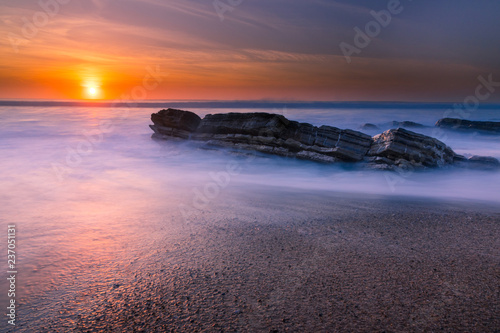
top-left (436, 118), bottom-right (500, 133)
top-left (150, 109), bottom-right (500, 170)
top-left (151, 110), bottom-right (372, 162)
top-left (151, 108), bottom-right (202, 139)
top-left (367, 128), bottom-right (456, 168)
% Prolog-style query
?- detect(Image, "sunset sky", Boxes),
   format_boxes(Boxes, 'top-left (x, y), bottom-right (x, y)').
top-left (1, 0), bottom-right (499, 101)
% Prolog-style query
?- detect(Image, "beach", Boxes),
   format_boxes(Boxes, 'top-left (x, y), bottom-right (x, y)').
top-left (1, 105), bottom-right (499, 332)
top-left (9, 186), bottom-right (499, 332)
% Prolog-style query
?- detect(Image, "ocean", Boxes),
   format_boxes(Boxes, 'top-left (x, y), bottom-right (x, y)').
top-left (2, 102), bottom-right (499, 205)
top-left (1, 101), bottom-right (499, 330)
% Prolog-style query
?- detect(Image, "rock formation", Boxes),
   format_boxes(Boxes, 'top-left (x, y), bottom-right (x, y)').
top-left (366, 128), bottom-right (456, 170)
top-left (436, 118), bottom-right (500, 133)
top-left (151, 108), bottom-right (202, 139)
top-left (150, 109), bottom-right (499, 171)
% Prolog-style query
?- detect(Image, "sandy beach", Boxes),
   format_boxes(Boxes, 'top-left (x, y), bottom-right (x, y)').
top-left (11, 186), bottom-right (499, 332)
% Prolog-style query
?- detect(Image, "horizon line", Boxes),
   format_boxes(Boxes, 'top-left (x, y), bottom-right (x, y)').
top-left (0, 99), bottom-right (499, 109)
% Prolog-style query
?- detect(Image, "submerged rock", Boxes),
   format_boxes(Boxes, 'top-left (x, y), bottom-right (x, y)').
top-left (387, 121), bottom-right (426, 128)
top-left (360, 123), bottom-right (380, 131)
top-left (435, 118), bottom-right (500, 133)
top-left (466, 156), bottom-right (500, 170)
top-left (150, 109), bottom-right (499, 171)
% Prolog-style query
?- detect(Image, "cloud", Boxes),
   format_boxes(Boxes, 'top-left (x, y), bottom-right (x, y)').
top-left (0, 0), bottom-right (499, 101)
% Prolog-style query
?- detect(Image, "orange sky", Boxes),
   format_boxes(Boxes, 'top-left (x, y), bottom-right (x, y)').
top-left (1, 0), bottom-right (499, 101)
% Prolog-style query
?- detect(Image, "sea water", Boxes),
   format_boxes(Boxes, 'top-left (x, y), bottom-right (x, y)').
top-left (0, 102), bottom-right (499, 330)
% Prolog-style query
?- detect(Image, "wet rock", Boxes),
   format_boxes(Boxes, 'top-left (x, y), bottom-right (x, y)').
top-left (196, 112), bottom-right (289, 138)
top-left (364, 156), bottom-right (395, 166)
top-left (150, 109), bottom-right (500, 170)
top-left (151, 108), bottom-right (201, 133)
top-left (435, 118), bottom-right (500, 133)
top-left (296, 151), bottom-right (338, 163)
top-left (150, 109), bottom-right (371, 163)
top-left (367, 128), bottom-right (456, 168)
top-left (329, 129), bottom-right (372, 161)
top-left (150, 108), bottom-right (202, 139)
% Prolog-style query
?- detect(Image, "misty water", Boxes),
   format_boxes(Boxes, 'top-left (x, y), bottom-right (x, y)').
top-left (1, 103), bottom-right (499, 330)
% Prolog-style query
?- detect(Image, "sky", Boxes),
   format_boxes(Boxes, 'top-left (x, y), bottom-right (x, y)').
top-left (1, 0), bottom-right (500, 101)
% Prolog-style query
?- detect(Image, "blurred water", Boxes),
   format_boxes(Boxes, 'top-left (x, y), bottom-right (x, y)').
top-left (0, 104), bottom-right (499, 330)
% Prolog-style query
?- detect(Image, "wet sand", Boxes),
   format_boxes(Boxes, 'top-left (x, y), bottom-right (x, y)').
top-left (13, 186), bottom-right (500, 332)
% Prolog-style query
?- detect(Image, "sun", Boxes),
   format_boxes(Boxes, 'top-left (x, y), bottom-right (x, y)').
top-left (84, 85), bottom-right (101, 99)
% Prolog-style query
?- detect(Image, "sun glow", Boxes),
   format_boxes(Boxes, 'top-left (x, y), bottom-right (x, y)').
top-left (83, 84), bottom-right (102, 99)
top-left (79, 66), bottom-right (105, 99)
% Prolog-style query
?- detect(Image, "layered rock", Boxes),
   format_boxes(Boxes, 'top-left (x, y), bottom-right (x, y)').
top-left (150, 109), bottom-right (500, 171)
top-left (436, 118), bottom-right (500, 133)
top-left (151, 109), bottom-right (372, 163)
top-left (366, 128), bottom-right (455, 169)
top-left (151, 108), bottom-right (201, 139)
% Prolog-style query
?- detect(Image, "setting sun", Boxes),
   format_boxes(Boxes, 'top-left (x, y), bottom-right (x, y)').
top-left (84, 85), bottom-right (102, 99)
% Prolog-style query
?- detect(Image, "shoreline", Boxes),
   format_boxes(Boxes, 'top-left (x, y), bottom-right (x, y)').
top-left (10, 187), bottom-right (500, 332)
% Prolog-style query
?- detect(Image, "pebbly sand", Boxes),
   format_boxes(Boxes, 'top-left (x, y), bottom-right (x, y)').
top-left (12, 186), bottom-right (500, 332)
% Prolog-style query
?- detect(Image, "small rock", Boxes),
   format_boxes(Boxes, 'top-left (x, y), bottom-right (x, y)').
top-left (360, 123), bottom-right (380, 131)
top-left (467, 155), bottom-right (500, 170)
